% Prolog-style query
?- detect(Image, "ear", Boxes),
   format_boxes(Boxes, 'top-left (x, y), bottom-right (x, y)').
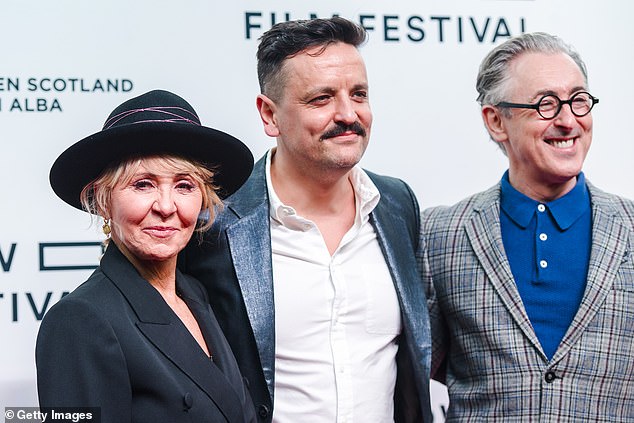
top-left (481, 105), bottom-right (509, 145)
top-left (256, 94), bottom-right (280, 138)
top-left (98, 207), bottom-right (111, 221)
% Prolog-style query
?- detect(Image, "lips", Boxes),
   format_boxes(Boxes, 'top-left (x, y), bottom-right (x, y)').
top-left (329, 131), bottom-right (360, 141)
top-left (144, 226), bottom-right (178, 237)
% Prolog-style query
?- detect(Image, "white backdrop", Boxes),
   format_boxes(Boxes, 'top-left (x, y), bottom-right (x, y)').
top-left (2, 1), bottom-right (633, 420)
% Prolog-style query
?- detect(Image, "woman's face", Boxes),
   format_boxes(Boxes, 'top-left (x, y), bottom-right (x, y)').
top-left (108, 157), bottom-right (203, 265)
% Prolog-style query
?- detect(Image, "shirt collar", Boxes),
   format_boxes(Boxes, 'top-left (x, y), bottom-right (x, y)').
top-left (500, 171), bottom-right (590, 230)
top-left (265, 148), bottom-right (380, 224)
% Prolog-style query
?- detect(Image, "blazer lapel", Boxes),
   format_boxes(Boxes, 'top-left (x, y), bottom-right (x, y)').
top-left (136, 321), bottom-right (243, 423)
top-left (465, 186), bottom-right (544, 353)
top-left (101, 244), bottom-right (243, 423)
top-left (181, 284), bottom-right (230, 370)
top-left (553, 185), bottom-right (631, 362)
top-left (224, 157), bottom-right (276, 399)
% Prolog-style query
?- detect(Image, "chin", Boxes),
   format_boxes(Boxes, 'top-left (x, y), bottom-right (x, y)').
top-left (137, 249), bottom-right (180, 263)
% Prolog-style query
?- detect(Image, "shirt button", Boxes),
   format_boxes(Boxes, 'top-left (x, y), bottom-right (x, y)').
top-left (538, 204), bottom-right (546, 212)
top-left (539, 233), bottom-right (548, 241)
top-left (540, 260), bottom-right (548, 268)
top-left (544, 370), bottom-right (557, 383)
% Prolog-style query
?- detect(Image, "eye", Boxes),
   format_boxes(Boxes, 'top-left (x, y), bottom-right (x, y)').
top-left (175, 180), bottom-right (197, 192)
top-left (132, 179), bottom-right (154, 190)
top-left (538, 95), bottom-right (558, 111)
top-left (572, 92), bottom-right (590, 105)
top-left (352, 90), bottom-right (368, 100)
top-left (309, 94), bottom-right (331, 105)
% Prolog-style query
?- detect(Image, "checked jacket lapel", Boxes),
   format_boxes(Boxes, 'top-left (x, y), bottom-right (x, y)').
top-left (464, 187), bottom-right (544, 355)
top-left (552, 184), bottom-right (631, 362)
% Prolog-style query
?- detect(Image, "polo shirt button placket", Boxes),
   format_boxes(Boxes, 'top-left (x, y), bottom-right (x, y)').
top-left (536, 204), bottom-right (548, 276)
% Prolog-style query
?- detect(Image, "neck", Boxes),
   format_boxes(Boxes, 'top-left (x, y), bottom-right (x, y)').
top-left (508, 171), bottom-right (578, 203)
top-left (270, 152), bottom-right (357, 255)
top-left (271, 159), bottom-right (355, 216)
top-left (113, 240), bottom-right (177, 296)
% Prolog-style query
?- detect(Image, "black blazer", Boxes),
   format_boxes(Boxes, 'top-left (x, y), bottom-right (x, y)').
top-left (36, 242), bottom-right (256, 423)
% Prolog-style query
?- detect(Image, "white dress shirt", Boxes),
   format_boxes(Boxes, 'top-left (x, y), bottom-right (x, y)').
top-left (266, 150), bottom-right (402, 423)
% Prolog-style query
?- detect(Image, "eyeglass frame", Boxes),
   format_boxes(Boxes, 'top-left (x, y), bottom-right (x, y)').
top-left (495, 91), bottom-right (599, 120)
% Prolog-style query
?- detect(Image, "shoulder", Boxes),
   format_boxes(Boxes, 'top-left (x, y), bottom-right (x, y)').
top-left (364, 170), bottom-right (413, 196)
top-left (52, 269), bottom-right (113, 308)
top-left (422, 184), bottom-right (500, 230)
top-left (364, 169), bottom-right (419, 212)
top-left (364, 170), bottom-right (421, 237)
top-left (206, 159), bottom-right (269, 231)
top-left (588, 183), bottom-right (634, 226)
top-left (38, 270), bottom-right (121, 345)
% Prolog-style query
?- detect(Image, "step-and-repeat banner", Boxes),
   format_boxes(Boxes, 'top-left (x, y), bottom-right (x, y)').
top-left (2, 1), bottom-right (633, 419)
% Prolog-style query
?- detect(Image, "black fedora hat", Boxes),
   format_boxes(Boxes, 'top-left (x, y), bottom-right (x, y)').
top-left (50, 89), bottom-right (254, 210)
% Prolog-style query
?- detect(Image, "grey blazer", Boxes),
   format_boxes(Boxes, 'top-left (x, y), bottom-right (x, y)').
top-left (180, 156), bottom-right (432, 423)
top-left (420, 182), bottom-right (634, 422)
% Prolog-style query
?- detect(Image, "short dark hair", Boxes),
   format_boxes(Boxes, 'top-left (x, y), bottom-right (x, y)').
top-left (256, 17), bottom-right (367, 101)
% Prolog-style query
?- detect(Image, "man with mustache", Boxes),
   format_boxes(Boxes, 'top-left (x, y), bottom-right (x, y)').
top-left (180, 17), bottom-right (432, 423)
top-left (420, 32), bottom-right (634, 421)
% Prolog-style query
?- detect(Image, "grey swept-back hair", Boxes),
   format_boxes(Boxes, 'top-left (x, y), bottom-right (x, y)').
top-left (476, 32), bottom-right (588, 109)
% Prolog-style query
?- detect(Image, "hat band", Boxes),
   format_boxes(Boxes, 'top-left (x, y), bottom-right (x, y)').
top-left (103, 106), bottom-right (201, 130)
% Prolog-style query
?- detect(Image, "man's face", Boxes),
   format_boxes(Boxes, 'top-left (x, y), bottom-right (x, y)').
top-left (492, 52), bottom-right (593, 199)
top-left (259, 42), bottom-right (372, 175)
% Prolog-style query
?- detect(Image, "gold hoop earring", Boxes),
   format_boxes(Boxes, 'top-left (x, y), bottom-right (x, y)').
top-left (102, 218), bottom-right (111, 236)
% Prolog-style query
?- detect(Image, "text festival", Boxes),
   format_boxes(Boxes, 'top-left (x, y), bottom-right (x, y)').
top-left (245, 12), bottom-right (527, 43)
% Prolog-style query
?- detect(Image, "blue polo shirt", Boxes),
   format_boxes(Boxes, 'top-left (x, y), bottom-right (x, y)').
top-left (500, 171), bottom-right (591, 360)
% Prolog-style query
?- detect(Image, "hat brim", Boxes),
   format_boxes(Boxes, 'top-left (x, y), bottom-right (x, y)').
top-left (50, 121), bottom-right (254, 210)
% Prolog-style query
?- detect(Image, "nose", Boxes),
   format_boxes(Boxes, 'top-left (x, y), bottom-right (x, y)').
top-left (152, 188), bottom-right (177, 216)
top-left (552, 103), bottom-right (576, 128)
top-left (334, 97), bottom-right (358, 125)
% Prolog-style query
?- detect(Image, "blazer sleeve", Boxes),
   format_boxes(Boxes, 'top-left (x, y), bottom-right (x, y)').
top-left (419, 208), bottom-right (449, 383)
top-left (36, 297), bottom-right (132, 423)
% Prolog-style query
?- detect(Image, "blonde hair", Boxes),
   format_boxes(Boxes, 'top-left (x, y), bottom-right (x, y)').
top-left (80, 155), bottom-right (223, 234)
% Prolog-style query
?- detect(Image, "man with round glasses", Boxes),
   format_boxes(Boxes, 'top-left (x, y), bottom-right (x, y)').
top-left (420, 32), bottom-right (634, 421)
top-left (496, 91), bottom-right (599, 120)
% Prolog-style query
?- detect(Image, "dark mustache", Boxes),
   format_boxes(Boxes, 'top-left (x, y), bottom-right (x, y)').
top-left (321, 122), bottom-right (366, 140)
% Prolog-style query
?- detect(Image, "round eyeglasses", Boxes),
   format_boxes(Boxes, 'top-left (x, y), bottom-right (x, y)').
top-left (496, 91), bottom-right (599, 120)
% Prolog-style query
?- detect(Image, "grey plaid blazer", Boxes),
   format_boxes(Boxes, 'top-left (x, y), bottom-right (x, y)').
top-left (419, 181), bottom-right (634, 422)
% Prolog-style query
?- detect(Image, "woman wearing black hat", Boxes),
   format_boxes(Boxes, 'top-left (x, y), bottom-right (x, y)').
top-left (36, 90), bottom-right (256, 423)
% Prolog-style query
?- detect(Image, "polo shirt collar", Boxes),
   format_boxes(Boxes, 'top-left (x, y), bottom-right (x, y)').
top-left (500, 171), bottom-right (589, 230)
